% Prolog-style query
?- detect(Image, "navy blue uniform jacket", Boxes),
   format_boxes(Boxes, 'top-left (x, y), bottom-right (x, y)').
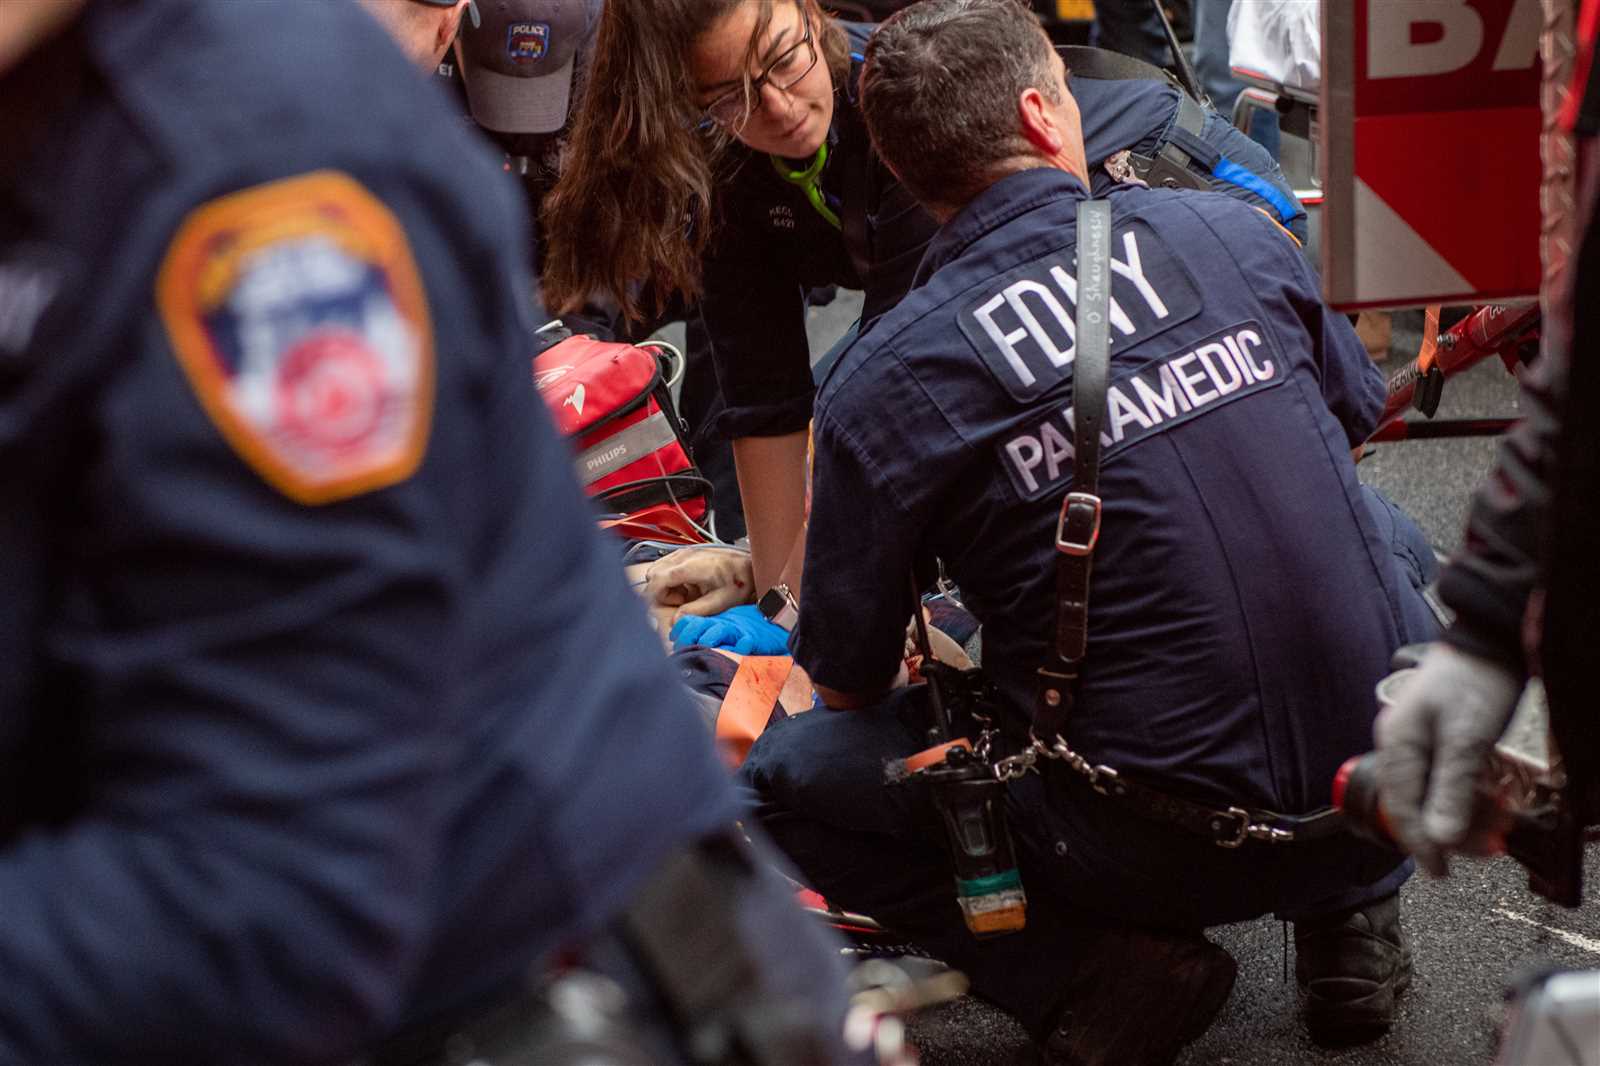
top-left (796, 168), bottom-right (1408, 815)
top-left (701, 29), bottom-right (1299, 441)
top-left (0, 2), bottom-right (738, 1061)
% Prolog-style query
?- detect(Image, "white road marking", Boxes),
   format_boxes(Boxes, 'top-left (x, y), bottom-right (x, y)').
top-left (1493, 906), bottom-right (1600, 956)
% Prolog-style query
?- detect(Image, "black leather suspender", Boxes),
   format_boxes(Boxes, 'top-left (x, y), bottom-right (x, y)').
top-left (1019, 202), bottom-right (1348, 850)
top-left (1033, 200), bottom-right (1112, 743)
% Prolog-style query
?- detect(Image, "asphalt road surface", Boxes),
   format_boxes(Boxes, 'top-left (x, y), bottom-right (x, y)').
top-left (763, 295), bottom-right (1600, 1065)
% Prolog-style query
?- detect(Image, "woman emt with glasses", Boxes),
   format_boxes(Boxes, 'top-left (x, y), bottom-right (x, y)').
top-left (542, 0), bottom-right (1305, 651)
top-left (544, 0), bottom-right (915, 643)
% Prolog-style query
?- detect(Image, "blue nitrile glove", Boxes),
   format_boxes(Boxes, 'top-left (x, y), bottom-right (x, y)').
top-left (670, 605), bottom-right (791, 656)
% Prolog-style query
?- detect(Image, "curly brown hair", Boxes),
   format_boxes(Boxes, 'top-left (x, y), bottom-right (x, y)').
top-left (540, 0), bottom-right (850, 323)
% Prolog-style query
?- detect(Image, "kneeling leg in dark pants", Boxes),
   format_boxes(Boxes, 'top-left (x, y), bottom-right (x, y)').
top-left (740, 691), bottom-right (1090, 1040)
top-left (740, 686), bottom-right (1411, 1051)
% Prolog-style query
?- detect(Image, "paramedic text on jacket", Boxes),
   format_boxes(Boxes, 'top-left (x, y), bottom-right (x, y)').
top-left (794, 172), bottom-right (1440, 792)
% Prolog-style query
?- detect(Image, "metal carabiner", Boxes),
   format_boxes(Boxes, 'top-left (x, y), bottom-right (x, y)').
top-left (1213, 807), bottom-right (1252, 848)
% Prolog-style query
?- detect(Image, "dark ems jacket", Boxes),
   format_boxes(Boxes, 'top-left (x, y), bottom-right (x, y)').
top-left (797, 168), bottom-right (1406, 815)
top-left (1440, 69), bottom-right (1600, 797)
top-left (0, 1), bottom-right (738, 1061)
top-left (701, 26), bottom-right (1303, 441)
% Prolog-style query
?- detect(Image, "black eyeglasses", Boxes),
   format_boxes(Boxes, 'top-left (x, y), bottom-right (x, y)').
top-left (702, 16), bottom-right (818, 130)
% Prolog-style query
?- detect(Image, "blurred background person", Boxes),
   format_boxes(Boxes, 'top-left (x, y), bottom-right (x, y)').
top-left (1375, 23), bottom-right (1600, 875)
top-left (1195, 0), bottom-right (1279, 155)
top-left (1089, 0), bottom-right (1170, 67)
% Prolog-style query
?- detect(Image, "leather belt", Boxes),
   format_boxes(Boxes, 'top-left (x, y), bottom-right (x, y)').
top-left (1061, 764), bottom-right (1349, 848)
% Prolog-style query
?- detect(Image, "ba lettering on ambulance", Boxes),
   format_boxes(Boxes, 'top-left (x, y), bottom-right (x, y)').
top-left (156, 171), bottom-right (434, 505)
top-left (957, 219), bottom-right (1285, 501)
top-left (507, 22), bottom-right (551, 62)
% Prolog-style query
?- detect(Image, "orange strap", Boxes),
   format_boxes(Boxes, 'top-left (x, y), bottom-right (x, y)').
top-left (716, 655), bottom-right (793, 767)
top-left (598, 503), bottom-right (708, 545)
top-left (1417, 305), bottom-right (1441, 374)
top-left (1251, 205), bottom-right (1303, 247)
top-left (903, 738), bottom-right (973, 774)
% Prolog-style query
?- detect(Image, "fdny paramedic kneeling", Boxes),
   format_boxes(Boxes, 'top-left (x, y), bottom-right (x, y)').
top-left (739, 2), bottom-right (1440, 1063)
top-left (0, 1), bottom-right (865, 1063)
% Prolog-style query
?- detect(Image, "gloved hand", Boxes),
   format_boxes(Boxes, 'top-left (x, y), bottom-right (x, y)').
top-left (644, 547), bottom-right (756, 617)
top-left (1373, 643), bottom-right (1523, 876)
top-left (670, 605), bottom-right (791, 656)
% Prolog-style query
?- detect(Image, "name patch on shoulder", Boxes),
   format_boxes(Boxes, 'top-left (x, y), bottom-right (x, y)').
top-left (156, 171), bottom-right (434, 505)
top-left (957, 219), bottom-right (1202, 403)
top-left (997, 322), bottom-right (1284, 500)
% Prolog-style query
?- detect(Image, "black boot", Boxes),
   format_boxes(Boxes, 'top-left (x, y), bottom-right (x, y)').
top-left (1294, 892), bottom-right (1412, 1045)
top-left (1040, 927), bottom-right (1237, 1066)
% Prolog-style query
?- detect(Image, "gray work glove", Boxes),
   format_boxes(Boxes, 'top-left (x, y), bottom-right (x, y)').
top-left (1373, 643), bottom-right (1523, 876)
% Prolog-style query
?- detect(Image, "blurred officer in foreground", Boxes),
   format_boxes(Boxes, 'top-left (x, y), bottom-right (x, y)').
top-left (739, 1), bottom-right (1439, 1062)
top-left (0, 1), bottom-right (863, 1062)
top-left (1375, 24), bottom-right (1600, 877)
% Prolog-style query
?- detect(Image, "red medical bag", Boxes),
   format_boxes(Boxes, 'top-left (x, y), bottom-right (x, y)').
top-left (533, 334), bottom-right (711, 543)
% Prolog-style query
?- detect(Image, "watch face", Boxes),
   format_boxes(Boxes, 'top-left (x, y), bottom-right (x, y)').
top-left (758, 587), bottom-right (786, 619)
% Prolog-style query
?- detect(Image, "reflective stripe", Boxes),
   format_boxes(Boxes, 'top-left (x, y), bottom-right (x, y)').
top-left (574, 409), bottom-right (679, 485)
top-left (1212, 156), bottom-right (1300, 224)
top-left (1251, 206), bottom-right (1303, 247)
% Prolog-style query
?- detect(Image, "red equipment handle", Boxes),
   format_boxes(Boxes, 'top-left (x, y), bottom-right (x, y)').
top-left (1371, 303), bottom-right (1540, 438)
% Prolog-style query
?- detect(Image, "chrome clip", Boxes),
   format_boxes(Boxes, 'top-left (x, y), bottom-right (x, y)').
top-left (1214, 807), bottom-right (1252, 848)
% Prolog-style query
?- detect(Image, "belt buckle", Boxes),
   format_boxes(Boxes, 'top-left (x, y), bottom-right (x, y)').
top-left (1055, 492), bottom-right (1102, 556)
top-left (1213, 806), bottom-right (1251, 848)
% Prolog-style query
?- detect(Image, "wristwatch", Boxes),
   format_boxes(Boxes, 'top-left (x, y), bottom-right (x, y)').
top-left (757, 582), bottom-right (799, 631)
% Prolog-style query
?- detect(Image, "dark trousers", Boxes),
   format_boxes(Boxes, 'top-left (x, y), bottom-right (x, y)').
top-left (740, 487), bottom-right (1435, 1036)
top-left (1192, 0), bottom-right (1281, 156)
top-left (741, 696), bottom-right (1412, 1037)
top-left (1091, 0), bottom-right (1170, 68)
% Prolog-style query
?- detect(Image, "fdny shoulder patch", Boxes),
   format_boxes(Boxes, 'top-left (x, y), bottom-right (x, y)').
top-left (156, 171), bottom-right (434, 505)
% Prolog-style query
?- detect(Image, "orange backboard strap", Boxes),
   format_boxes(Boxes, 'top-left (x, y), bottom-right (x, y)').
top-left (716, 655), bottom-right (793, 766)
